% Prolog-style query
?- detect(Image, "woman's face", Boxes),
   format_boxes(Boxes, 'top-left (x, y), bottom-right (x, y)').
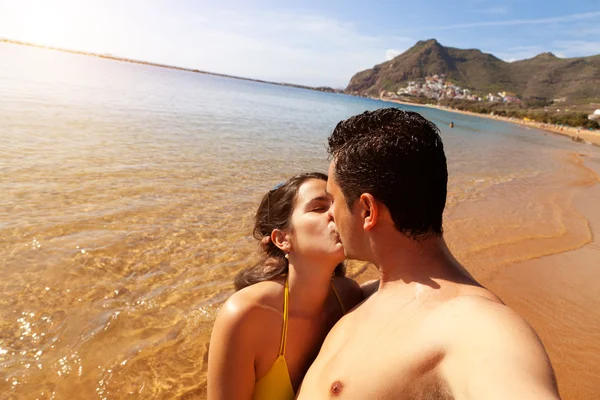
top-left (287, 179), bottom-right (344, 267)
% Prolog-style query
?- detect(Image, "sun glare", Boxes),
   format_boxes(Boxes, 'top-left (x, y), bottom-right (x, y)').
top-left (0, 0), bottom-right (111, 52)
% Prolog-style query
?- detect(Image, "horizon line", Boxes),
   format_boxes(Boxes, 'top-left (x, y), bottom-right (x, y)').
top-left (0, 38), bottom-right (347, 92)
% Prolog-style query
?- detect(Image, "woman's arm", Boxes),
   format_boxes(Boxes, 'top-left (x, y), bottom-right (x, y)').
top-left (207, 297), bottom-right (257, 400)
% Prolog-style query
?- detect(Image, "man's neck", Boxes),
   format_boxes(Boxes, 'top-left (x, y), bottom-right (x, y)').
top-left (372, 233), bottom-right (475, 292)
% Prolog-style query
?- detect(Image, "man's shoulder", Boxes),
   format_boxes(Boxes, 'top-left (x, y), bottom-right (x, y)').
top-left (435, 297), bottom-right (559, 399)
top-left (437, 294), bottom-right (529, 337)
top-left (435, 294), bottom-right (551, 362)
top-left (439, 294), bottom-right (518, 325)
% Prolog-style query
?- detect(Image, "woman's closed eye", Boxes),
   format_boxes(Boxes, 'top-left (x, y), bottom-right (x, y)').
top-left (306, 196), bottom-right (332, 213)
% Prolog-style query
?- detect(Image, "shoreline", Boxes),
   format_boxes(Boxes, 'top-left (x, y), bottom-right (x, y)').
top-left (488, 156), bottom-right (600, 400)
top-left (4, 38), bottom-right (598, 140)
top-left (0, 39), bottom-right (341, 95)
top-left (385, 98), bottom-right (600, 147)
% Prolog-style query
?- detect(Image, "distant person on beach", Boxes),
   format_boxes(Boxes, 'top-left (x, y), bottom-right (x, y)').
top-left (207, 172), bottom-right (362, 400)
top-left (297, 109), bottom-right (560, 399)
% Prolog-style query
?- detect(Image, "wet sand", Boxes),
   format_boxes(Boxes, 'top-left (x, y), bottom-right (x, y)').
top-left (487, 160), bottom-right (600, 400)
top-left (445, 152), bottom-right (600, 400)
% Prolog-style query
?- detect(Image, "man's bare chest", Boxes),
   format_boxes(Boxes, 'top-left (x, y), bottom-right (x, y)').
top-left (301, 308), bottom-right (450, 399)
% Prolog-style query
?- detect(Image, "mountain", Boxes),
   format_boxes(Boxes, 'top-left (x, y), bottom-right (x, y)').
top-left (346, 39), bottom-right (600, 102)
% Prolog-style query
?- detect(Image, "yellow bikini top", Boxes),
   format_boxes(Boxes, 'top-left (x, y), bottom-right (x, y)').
top-left (252, 278), bottom-right (346, 400)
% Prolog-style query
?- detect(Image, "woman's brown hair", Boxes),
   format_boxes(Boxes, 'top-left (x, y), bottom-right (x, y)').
top-left (234, 172), bottom-right (346, 291)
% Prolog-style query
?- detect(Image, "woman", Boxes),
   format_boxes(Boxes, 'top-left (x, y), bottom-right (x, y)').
top-left (207, 172), bottom-right (362, 400)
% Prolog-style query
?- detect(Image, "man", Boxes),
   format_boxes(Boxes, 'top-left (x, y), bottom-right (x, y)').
top-left (296, 108), bottom-right (560, 399)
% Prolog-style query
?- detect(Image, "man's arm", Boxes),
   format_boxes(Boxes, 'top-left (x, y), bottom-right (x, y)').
top-left (207, 296), bottom-right (257, 400)
top-left (441, 297), bottom-right (560, 400)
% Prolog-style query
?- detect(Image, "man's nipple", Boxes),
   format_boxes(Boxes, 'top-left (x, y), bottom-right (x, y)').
top-left (330, 380), bottom-right (344, 397)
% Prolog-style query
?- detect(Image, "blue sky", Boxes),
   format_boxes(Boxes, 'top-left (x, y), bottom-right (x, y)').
top-left (1, 0), bottom-right (599, 87)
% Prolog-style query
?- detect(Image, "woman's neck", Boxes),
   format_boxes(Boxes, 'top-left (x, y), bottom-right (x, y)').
top-left (286, 261), bottom-right (335, 317)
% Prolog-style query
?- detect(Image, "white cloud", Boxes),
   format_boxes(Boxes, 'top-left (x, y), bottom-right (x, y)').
top-left (385, 49), bottom-right (403, 60)
top-left (495, 45), bottom-right (545, 62)
top-left (492, 40), bottom-right (600, 62)
top-left (469, 6), bottom-right (509, 14)
top-left (0, 3), bottom-right (415, 87)
top-left (431, 11), bottom-right (600, 30)
top-left (552, 40), bottom-right (600, 57)
top-left (157, 10), bottom-right (414, 87)
top-left (566, 24), bottom-right (600, 37)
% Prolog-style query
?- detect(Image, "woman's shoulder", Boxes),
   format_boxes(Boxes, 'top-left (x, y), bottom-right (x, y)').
top-left (332, 276), bottom-right (363, 311)
top-left (217, 279), bottom-right (286, 326)
top-left (208, 280), bottom-right (287, 381)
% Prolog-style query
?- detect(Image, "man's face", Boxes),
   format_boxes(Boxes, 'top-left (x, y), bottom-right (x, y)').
top-left (327, 161), bottom-right (362, 260)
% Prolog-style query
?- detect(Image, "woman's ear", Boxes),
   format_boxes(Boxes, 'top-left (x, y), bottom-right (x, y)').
top-left (359, 193), bottom-right (378, 231)
top-left (271, 229), bottom-right (291, 252)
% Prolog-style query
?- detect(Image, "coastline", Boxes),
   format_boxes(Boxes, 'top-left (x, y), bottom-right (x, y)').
top-left (385, 98), bottom-right (600, 147)
top-left (0, 39), bottom-right (341, 94)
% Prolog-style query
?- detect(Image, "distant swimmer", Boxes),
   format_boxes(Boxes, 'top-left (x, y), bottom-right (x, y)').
top-left (449, 121), bottom-right (454, 128)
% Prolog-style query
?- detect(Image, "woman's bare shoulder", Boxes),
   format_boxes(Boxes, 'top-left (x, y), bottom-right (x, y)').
top-left (215, 279), bottom-right (286, 330)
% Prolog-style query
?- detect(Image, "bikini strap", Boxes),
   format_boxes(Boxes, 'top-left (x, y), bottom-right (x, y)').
top-left (279, 278), bottom-right (290, 356)
top-left (331, 280), bottom-right (347, 314)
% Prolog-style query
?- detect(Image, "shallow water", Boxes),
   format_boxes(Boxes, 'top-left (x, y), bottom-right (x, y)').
top-left (1, 42), bottom-right (599, 399)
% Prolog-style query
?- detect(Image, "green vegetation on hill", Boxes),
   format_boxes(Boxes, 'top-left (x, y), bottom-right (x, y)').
top-left (438, 98), bottom-right (600, 129)
top-left (346, 39), bottom-right (600, 103)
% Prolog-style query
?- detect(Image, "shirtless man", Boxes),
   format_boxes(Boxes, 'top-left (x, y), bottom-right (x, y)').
top-left (296, 108), bottom-right (560, 399)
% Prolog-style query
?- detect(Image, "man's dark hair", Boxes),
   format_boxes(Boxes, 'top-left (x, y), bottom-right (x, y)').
top-left (328, 108), bottom-right (447, 240)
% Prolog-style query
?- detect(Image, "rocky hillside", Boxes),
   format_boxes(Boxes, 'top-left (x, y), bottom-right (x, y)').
top-left (346, 39), bottom-right (600, 102)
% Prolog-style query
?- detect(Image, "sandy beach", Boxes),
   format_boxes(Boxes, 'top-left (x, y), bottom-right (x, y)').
top-left (488, 157), bottom-right (600, 400)
top-left (386, 98), bottom-right (600, 147)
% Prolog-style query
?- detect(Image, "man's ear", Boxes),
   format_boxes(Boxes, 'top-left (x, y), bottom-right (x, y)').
top-left (359, 193), bottom-right (378, 231)
top-left (271, 229), bottom-right (290, 252)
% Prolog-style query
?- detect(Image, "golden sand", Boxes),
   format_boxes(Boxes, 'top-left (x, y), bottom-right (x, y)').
top-left (488, 162), bottom-right (600, 400)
